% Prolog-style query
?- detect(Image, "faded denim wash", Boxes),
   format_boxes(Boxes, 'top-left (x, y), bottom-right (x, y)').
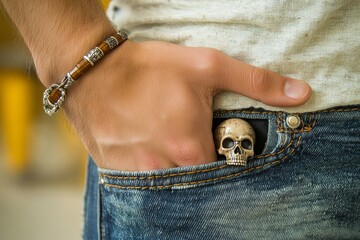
top-left (84, 105), bottom-right (360, 239)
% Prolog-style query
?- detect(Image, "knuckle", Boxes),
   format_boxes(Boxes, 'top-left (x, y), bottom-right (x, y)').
top-left (168, 138), bottom-right (203, 165)
top-left (250, 67), bottom-right (270, 99)
top-left (195, 48), bottom-right (222, 77)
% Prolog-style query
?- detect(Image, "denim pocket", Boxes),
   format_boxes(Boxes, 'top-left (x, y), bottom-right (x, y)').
top-left (98, 109), bottom-right (314, 191)
top-left (87, 106), bottom-right (360, 239)
top-left (97, 108), bottom-right (318, 239)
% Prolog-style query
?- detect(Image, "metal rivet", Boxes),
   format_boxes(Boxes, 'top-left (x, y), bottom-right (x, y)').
top-left (100, 177), bottom-right (105, 184)
top-left (286, 115), bottom-right (301, 129)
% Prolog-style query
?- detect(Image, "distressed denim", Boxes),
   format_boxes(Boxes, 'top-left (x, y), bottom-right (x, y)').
top-left (83, 105), bottom-right (360, 240)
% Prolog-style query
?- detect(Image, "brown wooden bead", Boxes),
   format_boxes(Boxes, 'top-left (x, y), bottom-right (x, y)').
top-left (70, 59), bottom-right (92, 80)
top-left (69, 67), bottom-right (81, 80)
top-left (99, 42), bottom-right (110, 54)
top-left (48, 88), bottom-right (62, 104)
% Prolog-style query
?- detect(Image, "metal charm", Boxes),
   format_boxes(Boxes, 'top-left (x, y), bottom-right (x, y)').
top-left (63, 73), bottom-right (75, 88)
top-left (117, 30), bottom-right (128, 41)
top-left (105, 36), bottom-right (119, 49)
top-left (43, 83), bottom-right (66, 116)
top-left (214, 118), bottom-right (256, 166)
top-left (84, 47), bottom-right (104, 66)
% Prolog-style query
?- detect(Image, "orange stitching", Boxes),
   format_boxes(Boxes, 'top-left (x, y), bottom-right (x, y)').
top-left (276, 112), bottom-right (283, 132)
top-left (319, 107), bottom-right (359, 113)
top-left (102, 134), bottom-right (302, 190)
top-left (102, 165), bottom-right (229, 180)
top-left (312, 113), bottom-right (318, 128)
top-left (295, 136), bottom-right (302, 147)
top-left (213, 110), bottom-right (276, 116)
top-left (256, 138), bottom-right (293, 159)
top-left (103, 147), bottom-right (295, 190)
top-left (153, 165), bottom-right (227, 179)
top-left (101, 137), bottom-right (295, 181)
top-left (100, 191), bottom-right (105, 240)
top-left (215, 106), bottom-right (359, 115)
top-left (101, 107), bottom-right (358, 186)
top-left (277, 112), bottom-right (316, 133)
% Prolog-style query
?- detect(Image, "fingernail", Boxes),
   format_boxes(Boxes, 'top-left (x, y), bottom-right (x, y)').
top-left (284, 79), bottom-right (310, 100)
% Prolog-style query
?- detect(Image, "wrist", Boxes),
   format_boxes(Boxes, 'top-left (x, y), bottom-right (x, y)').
top-left (34, 20), bottom-right (116, 87)
top-left (42, 30), bottom-right (128, 116)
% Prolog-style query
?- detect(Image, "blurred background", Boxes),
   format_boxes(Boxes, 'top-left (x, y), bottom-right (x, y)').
top-left (0, 1), bottom-right (110, 239)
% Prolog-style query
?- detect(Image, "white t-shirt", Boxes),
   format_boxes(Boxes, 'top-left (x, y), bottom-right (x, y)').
top-left (108, 0), bottom-right (360, 113)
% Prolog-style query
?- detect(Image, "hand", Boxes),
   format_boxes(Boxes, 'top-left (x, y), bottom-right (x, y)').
top-left (63, 40), bottom-right (312, 171)
top-left (0, 0), bottom-right (311, 171)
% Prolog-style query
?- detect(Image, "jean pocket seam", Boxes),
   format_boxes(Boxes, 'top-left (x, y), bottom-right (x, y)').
top-left (100, 132), bottom-right (298, 182)
top-left (100, 133), bottom-right (302, 190)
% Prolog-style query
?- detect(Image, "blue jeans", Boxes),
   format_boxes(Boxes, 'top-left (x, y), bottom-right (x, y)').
top-left (83, 106), bottom-right (360, 239)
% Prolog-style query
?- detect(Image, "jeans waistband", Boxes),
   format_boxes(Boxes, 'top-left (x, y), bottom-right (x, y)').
top-left (98, 105), bottom-right (360, 190)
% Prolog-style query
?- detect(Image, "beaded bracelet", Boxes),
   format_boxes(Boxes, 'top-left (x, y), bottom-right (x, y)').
top-left (43, 30), bottom-right (128, 116)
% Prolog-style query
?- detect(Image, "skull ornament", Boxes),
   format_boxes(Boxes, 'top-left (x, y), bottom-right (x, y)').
top-left (214, 118), bottom-right (256, 166)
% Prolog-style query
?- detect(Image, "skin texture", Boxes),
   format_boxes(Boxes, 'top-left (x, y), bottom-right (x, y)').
top-left (1, 1), bottom-right (312, 171)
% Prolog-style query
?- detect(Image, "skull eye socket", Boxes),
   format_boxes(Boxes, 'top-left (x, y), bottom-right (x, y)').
top-left (222, 138), bottom-right (235, 149)
top-left (241, 139), bottom-right (252, 150)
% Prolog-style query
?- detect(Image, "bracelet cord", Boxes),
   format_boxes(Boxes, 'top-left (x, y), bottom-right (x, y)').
top-left (43, 30), bottom-right (128, 116)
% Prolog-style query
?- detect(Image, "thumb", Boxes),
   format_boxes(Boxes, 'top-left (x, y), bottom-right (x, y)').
top-left (212, 53), bottom-right (312, 107)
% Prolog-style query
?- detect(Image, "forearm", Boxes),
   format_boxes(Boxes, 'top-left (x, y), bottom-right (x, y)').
top-left (0, 0), bottom-right (115, 86)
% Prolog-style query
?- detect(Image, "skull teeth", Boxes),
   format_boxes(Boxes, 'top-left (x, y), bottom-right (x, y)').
top-left (226, 156), bottom-right (247, 166)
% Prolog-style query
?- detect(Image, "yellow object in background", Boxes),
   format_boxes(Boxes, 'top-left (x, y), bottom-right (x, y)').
top-left (0, 0), bottom-right (100, 178)
top-left (0, 6), bottom-right (89, 240)
top-left (0, 70), bottom-right (33, 175)
top-left (101, 0), bottom-right (111, 10)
